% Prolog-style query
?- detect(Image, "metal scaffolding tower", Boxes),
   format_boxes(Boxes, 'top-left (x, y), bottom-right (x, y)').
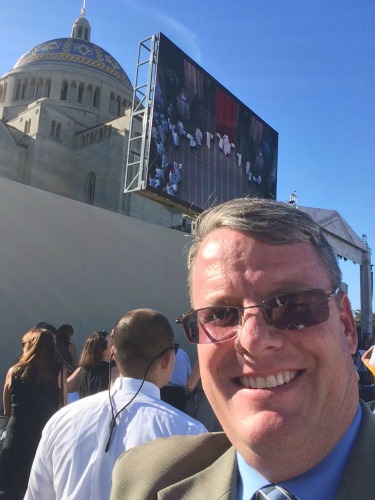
top-left (124, 34), bottom-right (159, 193)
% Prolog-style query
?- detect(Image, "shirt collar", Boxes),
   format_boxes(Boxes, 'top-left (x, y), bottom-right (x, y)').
top-left (237, 404), bottom-right (362, 500)
top-left (111, 376), bottom-right (160, 399)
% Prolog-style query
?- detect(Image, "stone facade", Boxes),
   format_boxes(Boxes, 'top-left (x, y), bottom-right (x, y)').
top-left (0, 9), bottom-right (182, 227)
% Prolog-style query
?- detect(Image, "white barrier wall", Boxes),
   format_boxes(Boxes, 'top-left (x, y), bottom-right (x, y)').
top-left (0, 178), bottom-right (195, 406)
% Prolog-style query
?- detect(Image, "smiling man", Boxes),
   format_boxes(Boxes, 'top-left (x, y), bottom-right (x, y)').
top-left (111, 198), bottom-right (375, 500)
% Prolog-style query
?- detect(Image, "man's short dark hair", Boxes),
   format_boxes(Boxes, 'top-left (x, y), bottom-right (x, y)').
top-left (112, 309), bottom-right (174, 377)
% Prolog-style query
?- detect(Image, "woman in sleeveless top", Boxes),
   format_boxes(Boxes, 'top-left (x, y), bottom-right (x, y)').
top-left (0, 327), bottom-right (67, 499)
top-left (67, 330), bottom-right (117, 398)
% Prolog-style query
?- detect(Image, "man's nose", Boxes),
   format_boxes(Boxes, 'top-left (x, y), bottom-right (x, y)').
top-left (234, 307), bottom-right (283, 356)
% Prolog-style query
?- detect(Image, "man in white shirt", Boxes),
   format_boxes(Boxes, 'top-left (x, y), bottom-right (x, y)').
top-left (25, 309), bottom-right (207, 500)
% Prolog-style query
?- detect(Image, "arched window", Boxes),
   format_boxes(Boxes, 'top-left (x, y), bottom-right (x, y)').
top-left (93, 87), bottom-right (100, 108)
top-left (15, 81), bottom-right (21, 101)
top-left (86, 85), bottom-right (93, 106)
top-left (109, 92), bottom-right (115, 114)
top-left (28, 79), bottom-right (36, 98)
top-left (84, 28), bottom-right (89, 41)
top-left (116, 95), bottom-right (121, 116)
top-left (35, 79), bottom-right (43, 99)
top-left (78, 83), bottom-right (84, 103)
top-left (56, 123), bottom-right (61, 140)
top-left (44, 79), bottom-right (51, 98)
top-left (15, 81), bottom-right (21, 100)
top-left (68, 81), bottom-right (77, 101)
top-left (99, 128), bottom-right (103, 140)
top-left (89, 132), bottom-right (94, 144)
top-left (81, 135), bottom-right (86, 147)
top-left (86, 172), bottom-right (96, 205)
top-left (51, 120), bottom-right (56, 137)
top-left (61, 80), bottom-right (68, 101)
top-left (78, 26), bottom-right (83, 38)
top-left (21, 80), bottom-right (28, 99)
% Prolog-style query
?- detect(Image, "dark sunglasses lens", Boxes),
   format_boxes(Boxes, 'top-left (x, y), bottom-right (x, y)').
top-left (183, 307), bottom-right (240, 344)
top-left (264, 290), bottom-right (329, 330)
top-left (182, 314), bottom-right (199, 344)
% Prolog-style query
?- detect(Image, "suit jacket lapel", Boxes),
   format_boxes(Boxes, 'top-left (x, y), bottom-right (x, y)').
top-left (335, 400), bottom-right (375, 500)
top-left (158, 446), bottom-right (238, 500)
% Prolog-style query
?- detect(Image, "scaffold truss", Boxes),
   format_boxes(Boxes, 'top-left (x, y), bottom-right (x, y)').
top-left (124, 34), bottom-right (159, 193)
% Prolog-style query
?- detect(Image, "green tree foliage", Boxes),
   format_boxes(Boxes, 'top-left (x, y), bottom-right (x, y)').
top-left (353, 310), bottom-right (375, 329)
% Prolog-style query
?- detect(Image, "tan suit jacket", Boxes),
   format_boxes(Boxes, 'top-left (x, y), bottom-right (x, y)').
top-left (110, 401), bottom-right (375, 500)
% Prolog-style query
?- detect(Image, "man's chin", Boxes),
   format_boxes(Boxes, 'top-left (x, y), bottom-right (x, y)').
top-left (221, 409), bottom-right (301, 450)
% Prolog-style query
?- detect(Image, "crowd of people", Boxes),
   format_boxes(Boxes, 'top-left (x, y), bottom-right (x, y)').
top-left (0, 314), bottom-right (215, 499)
top-left (1, 197), bottom-right (375, 500)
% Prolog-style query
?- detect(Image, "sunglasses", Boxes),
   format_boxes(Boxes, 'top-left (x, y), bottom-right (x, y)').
top-left (159, 343), bottom-right (180, 356)
top-left (98, 330), bottom-right (109, 338)
top-left (176, 288), bottom-right (339, 344)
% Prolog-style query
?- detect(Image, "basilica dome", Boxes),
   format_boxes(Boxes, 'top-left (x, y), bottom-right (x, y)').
top-left (14, 37), bottom-right (131, 87)
top-left (0, 6), bottom-right (133, 126)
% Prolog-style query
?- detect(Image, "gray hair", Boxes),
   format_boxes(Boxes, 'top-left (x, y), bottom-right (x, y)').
top-left (187, 197), bottom-right (341, 296)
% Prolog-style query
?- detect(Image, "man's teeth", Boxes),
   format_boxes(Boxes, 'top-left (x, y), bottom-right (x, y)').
top-left (239, 371), bottom-right (298, 389)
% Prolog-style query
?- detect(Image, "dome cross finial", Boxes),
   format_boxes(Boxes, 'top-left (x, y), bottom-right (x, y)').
top-left (81, 0), bottom-right (86, 17)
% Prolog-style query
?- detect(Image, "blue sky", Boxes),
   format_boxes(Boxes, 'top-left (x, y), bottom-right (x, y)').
top-left (1, 0), bottom-right (374, 311)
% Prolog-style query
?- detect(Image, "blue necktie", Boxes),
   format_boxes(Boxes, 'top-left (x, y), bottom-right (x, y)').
top-left (252, 484), bottom-right (298, 500)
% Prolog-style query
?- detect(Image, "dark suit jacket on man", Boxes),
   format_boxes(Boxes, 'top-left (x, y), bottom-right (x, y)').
top-left (110, 401), bottom-right (375, 500)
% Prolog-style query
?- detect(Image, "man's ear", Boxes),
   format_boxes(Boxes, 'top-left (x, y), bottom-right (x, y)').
top-left (159, 349), bottom-right (172, 370)
top-left (110, 345), bottom-right (116, 360)
top-left (339, 293), bottom-right (357, 355)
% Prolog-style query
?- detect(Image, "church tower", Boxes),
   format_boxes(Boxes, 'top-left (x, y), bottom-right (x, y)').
top-left (71, 1), bottom-right (91, 41)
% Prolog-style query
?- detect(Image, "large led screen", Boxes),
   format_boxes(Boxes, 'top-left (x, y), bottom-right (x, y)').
top-left (145, 33), bottom-right (278, 214)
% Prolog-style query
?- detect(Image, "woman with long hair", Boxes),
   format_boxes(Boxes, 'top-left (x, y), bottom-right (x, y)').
top-left (0, 327), bottom-right (67, 499)
top-left (55, 324), bottom-right (78, 375)
top-left (67, 330), bottom-right (117, 398)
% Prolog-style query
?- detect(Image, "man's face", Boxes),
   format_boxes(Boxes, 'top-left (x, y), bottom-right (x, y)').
top-left (193, 228), bottom-right (357, 478)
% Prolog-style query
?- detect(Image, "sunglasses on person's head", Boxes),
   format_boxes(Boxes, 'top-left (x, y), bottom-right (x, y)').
top-left (176, 288), bottom-right (340, 344)
top-left (98, 330), bottom-right (108, 338)
top-left (147, 343), bottom-right (180, 367)
top-left (159, 343), bottom-right (180, 356)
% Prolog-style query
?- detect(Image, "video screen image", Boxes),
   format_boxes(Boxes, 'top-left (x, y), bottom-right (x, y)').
top-left (146, 33), bottom-right (278, 214)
